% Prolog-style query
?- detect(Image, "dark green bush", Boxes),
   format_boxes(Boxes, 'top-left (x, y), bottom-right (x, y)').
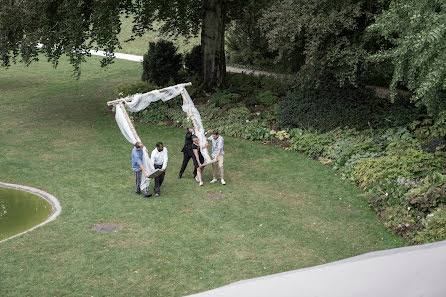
top-left (142, 40), bottom-right (182, 86)
top-left (256, 90), bottom-right (279, 106)
top-left (185, 45), bottom-right (202, 77)
top-left (209, 91), bottom-right (241, 107)
top-left (278, 82), bottom-right (385, 131)
top-left (412, 207), bottom-right (446, 244)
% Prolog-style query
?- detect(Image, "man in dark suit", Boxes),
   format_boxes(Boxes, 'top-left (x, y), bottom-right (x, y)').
top-left (178, 128), bottom-right (196, 179)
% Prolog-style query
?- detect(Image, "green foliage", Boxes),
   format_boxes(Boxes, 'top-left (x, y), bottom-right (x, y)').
top-left (278, 82), bottom-right (383, 131)
top-left (224, 72), bottom-right (288, 98)
top-left (244, 126), bottom-right (271, 141)
top-left (381, 205), bottom-right (422, 236)
top-left (256, 90), bottom-right (279, 106)
top-left (354, 149), bottom-right (444, 187)
top-left (289, 129), bottom-right (333, 157)
top-left (184, 45), bottom-right (202, 77)
top-left (142, 40), bottom-right (182, 86)
top-left (367, 0), bottom-right (446, 115)
top-left (209, 91), bottom-right (241, 107)
top-left (226, 0), bottom-right (279, 71)
top-left (412, 207), bottom-right (446, 244)
top-left (404, 173), bottom-right (446, 213)
top-left (259, 0), bottom-right (390, 85)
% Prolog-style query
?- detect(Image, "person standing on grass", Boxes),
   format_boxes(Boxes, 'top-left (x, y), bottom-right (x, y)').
top-left (191, 135), bottom-right (205, 186)
top-left (150, 142), bottom-right (168, 196)
top-left (178, 128), bottom-right (196, 179)
top-left (205, 130), bottom-right (226, 185)
top-left (132, 142), bottom-right (151, 197)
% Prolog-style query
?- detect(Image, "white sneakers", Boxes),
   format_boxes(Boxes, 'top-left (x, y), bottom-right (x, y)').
top-left (199, 181), bottom-right (203, 186)
top-left (195, 176), bottom-right (199, 182)
top-left (210, 178), bottom-right (226, 185)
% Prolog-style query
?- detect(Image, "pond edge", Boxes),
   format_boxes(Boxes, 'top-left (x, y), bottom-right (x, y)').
top-left (0, 182), bottom-right (61, 243)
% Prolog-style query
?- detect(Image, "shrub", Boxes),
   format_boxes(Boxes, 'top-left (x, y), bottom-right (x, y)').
top-left (289, 129), bottom-right (333, 157)
top-left (209, 91), bottom-right (241, 107)
top-left (404, 173), bottom-right (446, 213)
top-left (354, 149), bottom-right (444, 187)
top-left (134, 101), bottom-right (169, 123)
top-left (412, 207), bottom-right (446, 244)
top-left (142, 40), bottom-right (182, 86)
top-left (381, 205), bottom-right (422, 236)
top-left (277, 81), bottom-right (424, 132)
top-left (256, 90), bottom-right (279, 106)
top-left (185, 45), bottom-right (202, 77)
top-left (278, 82), bottom-right (382, 131)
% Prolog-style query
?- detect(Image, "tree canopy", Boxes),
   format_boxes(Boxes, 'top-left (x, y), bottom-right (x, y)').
top-left (368, 0), bottom-right (446, 115)
top-left (0, 0), bottom-right (251, 86)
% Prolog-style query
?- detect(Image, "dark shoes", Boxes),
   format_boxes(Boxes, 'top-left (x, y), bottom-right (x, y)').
top-left (178, 175), bottom-right (182, 179)
top-left (136, 191), bottom-right (141, 195)
top-left (144, 193), bottom-right (152, 197)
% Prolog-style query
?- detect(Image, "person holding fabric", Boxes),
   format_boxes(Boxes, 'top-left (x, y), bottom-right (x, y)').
top-left (191, 135), bottom-right (205, 186)
top-left (132, 142), bottom-right (151, 197)
top-left (205, 130), bottom-right (226, 185)
top-left (178, 128), bottom-right (196, 179)
top-left (150, 142), bottom-right (168, 196)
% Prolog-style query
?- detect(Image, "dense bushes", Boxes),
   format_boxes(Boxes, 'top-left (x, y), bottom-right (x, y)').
top-left (286, 125), bottom-right (446, 242)
top-left (184, 45), bottom-right (202, 78)
top-left (278, 81), bottom-right (424, 132)
top-left (142, 40), bottom-right (182, 86)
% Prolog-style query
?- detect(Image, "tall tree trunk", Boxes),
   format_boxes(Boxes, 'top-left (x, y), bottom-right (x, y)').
top-left (201, 0), bottom-right (226, 87)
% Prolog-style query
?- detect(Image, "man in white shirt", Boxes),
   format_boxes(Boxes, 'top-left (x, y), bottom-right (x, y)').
top-left (150, 142), bottom-right (168, 196)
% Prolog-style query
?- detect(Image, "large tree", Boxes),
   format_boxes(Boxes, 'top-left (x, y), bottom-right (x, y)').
top-left (0, 0), bottom-right (247, 86)
top-left (367, 0), bottom-right (446, 115)
top-left (259, 0), bottom-right (390, 85)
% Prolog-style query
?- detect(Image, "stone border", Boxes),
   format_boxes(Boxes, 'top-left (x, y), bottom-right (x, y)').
top-left (0, 182), bottom-right (61, 243)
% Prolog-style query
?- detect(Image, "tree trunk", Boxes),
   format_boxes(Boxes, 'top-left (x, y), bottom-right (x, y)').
top-left (201, 0), bottom-right (226, 87)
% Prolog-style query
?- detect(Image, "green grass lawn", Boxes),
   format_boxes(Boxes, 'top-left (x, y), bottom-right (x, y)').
top-left (0, 58), bottom-right (405, 296)
top-left (117, 17), bottom-right (199, 56)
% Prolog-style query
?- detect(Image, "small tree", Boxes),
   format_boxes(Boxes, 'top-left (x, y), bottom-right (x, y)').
top-left (142, 40), bottom-right (182, 86)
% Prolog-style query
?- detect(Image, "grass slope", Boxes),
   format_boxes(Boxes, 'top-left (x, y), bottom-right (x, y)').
top-left (117, 16), bottom-right (199, 56)
top-left (0, 58), bottom-right (404, 296)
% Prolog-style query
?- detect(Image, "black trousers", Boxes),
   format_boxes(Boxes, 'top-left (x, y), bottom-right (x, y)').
top-left (154, 164), bottom-right (165, 194)
top-left (179, 150), bottom-right (197, 177)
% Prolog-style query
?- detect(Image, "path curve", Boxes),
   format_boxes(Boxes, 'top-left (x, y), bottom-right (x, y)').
top-left (0, 182), bottom-right (61, 243)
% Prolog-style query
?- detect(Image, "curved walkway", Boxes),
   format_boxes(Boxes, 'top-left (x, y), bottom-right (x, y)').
top-left (0, 182), bottom-right (61, 243)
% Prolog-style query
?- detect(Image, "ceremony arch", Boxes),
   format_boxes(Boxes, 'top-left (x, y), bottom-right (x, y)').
top-left (107, 83), bottom-right (213, 190)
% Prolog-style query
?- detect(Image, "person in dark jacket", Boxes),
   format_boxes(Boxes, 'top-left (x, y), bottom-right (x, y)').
top-left (178, 128), bottom-right (196, 179)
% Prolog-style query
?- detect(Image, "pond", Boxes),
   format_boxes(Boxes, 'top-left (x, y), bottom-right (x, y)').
top-left (0, 187), bottom-right (52, 241)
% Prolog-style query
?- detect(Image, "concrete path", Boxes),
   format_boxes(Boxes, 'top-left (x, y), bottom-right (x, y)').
top-left (88, 50), bottom-right (280, 76)
top-left (185, 240), bottom-right (446, 297)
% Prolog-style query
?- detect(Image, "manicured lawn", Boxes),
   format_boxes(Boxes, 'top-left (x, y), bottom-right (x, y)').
top-left (117, 17), bottom-right (200, 56)
top-left (0, 57), bottom-right (405, 296)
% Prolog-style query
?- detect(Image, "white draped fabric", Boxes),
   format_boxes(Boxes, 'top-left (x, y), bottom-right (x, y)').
top-left (112, 83), bottom-right (212, 190)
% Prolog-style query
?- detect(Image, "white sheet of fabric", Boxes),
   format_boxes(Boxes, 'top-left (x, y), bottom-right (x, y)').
top-left (125, 83), bottom-right (189, 112)
top-left (115, 104), bottom-right (152, 190)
